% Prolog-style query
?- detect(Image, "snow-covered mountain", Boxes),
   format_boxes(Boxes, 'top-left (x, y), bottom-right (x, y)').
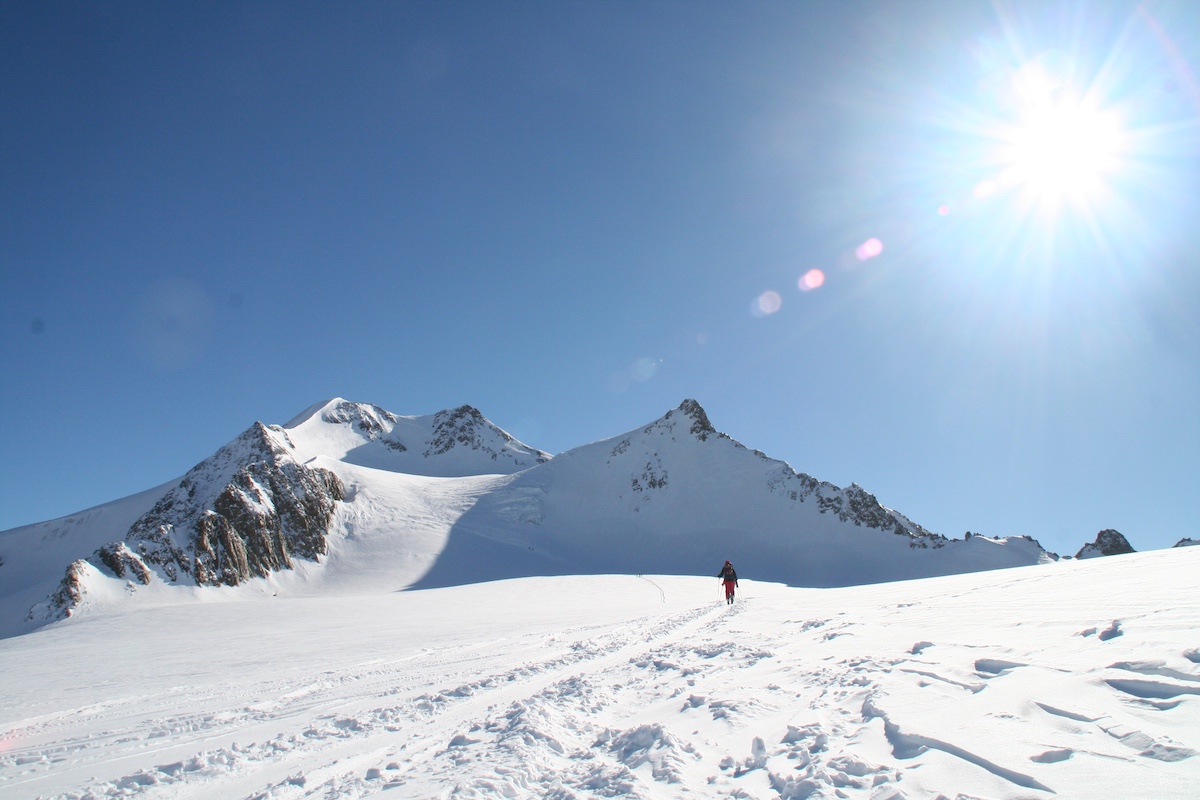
top-left (1, 398), bottom-right (1055, 637)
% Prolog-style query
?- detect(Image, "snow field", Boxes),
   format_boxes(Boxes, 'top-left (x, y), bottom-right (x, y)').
top-left (2, 549), bottom-right (1198, 799)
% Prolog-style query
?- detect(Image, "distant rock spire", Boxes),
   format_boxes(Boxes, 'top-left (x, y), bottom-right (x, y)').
top-left (1075, 529), bottom-right (1135, 559)
top-left (676, 399), bottom-right (716, 440)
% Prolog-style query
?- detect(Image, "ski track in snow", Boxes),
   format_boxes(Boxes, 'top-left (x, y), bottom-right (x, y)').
top-left (2, 554), bottom-right (1199, 799)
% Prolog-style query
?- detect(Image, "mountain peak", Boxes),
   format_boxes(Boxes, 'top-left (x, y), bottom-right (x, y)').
top-left (318, 399), bottom-right (400, 437)
top-left (283, 398), bottom-right (398, 435)
top-left (1075, 529), bottom-right (1135, 559)
top-left (639, 399), bottom-right (719, 443)
top-left (675, 399), bottom-right (716, 440)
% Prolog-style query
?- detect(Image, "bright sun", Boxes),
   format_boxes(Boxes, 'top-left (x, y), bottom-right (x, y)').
top-left (1003, 99), bottom-right (1123, 206)
top-left (917, 6), bottom-right (1188, 273)
top-left (993, 57), bottom-right (1127, 212)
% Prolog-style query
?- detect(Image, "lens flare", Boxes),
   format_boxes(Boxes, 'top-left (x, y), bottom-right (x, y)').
top-left (798, 269), bottom-right (826, 291)
top-left (631, 357), bottom-right (659, 381)
top-left (855, 238), bottom-right (884, 261)
top-left (973, 180), bottom-right (998, 199)
top-left (752, 290), bottom-right (782, 317)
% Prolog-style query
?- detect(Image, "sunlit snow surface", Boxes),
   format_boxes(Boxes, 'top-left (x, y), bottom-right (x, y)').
top-left (2, 549), bottom-right (1197, 799)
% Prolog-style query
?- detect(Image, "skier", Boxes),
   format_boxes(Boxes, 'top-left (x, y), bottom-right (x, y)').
top-left (717, 560), bottom-right (738, 604)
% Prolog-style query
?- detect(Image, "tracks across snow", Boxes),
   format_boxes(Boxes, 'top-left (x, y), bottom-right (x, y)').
top-left (2, 578), bottom-right (735, 800)
top-left (3, 551), bottom-right (1199, 799)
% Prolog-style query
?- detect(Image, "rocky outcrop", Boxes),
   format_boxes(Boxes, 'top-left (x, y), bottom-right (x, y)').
top-left (1075, 529), bottom-right (1135, 559)
top-left (193, 458), bottom-right (344, 585)
top-left (125, 422), bottom-right (345, 586)
top-left (37, 420), bottom-right (347, 625)
top-left (26, 559), bottom-right (92, 625)
top-left (425, 405), bottom-right (549, 467)
top-left (640, 399), bottom-right (720, 443)
top-left (1173, 538), bottom-right (1198, 548)
top-left (96, 543), bottom-right (152, 584)
top-left (321, 400), bottom-right (407, 452)
top-left (827, 484), bottom-right (944, 546)
top-left (322, 400), bottom-right (398, 436)
top-left (677, 399), bottom-right (716, 440)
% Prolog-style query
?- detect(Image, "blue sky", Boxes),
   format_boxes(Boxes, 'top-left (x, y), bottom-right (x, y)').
top-left (2, 1), bottom-right (1198, 556)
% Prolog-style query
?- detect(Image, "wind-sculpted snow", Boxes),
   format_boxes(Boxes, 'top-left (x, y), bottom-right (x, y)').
top-left (2, 549), bottom-right (1197, 799)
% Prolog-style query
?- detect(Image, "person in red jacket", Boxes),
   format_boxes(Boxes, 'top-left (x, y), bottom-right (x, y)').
top-left (717, 560), bottom-right (738, 604)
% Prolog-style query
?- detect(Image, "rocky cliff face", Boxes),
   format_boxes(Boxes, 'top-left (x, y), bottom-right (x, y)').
top-left (33, 421), bottom-right (345, 622)
top-left (1075, 529), bottom-right (1136, 559)
top-left (426, 405), bottom-right (548, 467)
top-left (123, 421), bottom-right (345, 587)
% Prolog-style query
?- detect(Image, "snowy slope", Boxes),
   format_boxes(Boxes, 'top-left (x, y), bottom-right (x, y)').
top-left (0, 482), bottom-right (174, 639)
top-left (1, 548), bottom-right (1196, 799)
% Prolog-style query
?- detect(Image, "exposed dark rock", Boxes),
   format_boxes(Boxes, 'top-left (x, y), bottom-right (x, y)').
top-left (96, 543), bottom-right (152, 584)
top-left (322, 400), bottom-right (406, 451)
top-left (1172, 538), bottom-right (1198, 548)
top-left (677, 399), bottom-right (716, 440)
top-left (813, 483), bottom-right (943, 546)
top-left (28, 559), bottom-right (90, 624)
top-left (631, 456), bottom-right (669, 492)
top-left (426, 405), bottom-right (488, 456)
top-left (1075, 529), bottom-right (1135, 559)
top-left (642, 399), bottom-right (722, 443)
top-left (322, 400), bottom-right (398, 435)
top-left (116, 420), bottom-right (344, 587)
top-left (424, 405), bottom-right (549, 466)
